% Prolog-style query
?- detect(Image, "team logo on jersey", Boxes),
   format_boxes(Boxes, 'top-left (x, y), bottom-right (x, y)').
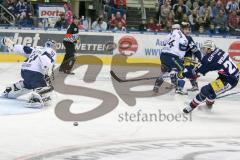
top-left (118, 36), bottom-right (138, 56)
top-left (228, 41), bottom-right (240, 63)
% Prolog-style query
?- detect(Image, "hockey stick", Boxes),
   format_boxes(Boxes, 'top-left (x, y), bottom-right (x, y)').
top-left (216, 91), bottom-right (240, 99)
top-left (110, 70), bottom-right (169, 83)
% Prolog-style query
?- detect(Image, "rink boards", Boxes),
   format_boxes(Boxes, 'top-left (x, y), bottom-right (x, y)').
top-left (0, 54), bottom-right (161, 65)
top-left (0, 54), bottom-right (240, 69)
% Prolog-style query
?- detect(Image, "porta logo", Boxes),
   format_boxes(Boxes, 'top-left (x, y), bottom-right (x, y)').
top-left (118, 36), bottom-right (138, 56)
top-left (228, 41), bottom-right (240, 63)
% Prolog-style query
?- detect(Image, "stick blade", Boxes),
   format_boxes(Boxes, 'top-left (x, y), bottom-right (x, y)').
top-left (110, 70), bottom-right (124, 82)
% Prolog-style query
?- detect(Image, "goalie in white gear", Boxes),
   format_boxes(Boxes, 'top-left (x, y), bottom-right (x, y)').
top-left (1, 38), bottom-right (57, 108)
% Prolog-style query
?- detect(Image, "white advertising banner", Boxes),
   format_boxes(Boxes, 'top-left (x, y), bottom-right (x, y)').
top-left (38, 5), bottom-right (65, 18)
top-left (113, 33), bottom-right (240, 63)
top-left (0, 28), bottom-right (239, 63)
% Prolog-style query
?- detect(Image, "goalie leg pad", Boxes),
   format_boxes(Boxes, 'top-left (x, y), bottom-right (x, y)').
top-left (2, 80), bottom-right (30, 98)
top-left (27, 86), bottom-right (54, 108)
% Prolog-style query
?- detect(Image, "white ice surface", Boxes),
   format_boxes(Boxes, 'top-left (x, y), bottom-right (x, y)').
top-left (0, 63), bottom-right (240, 160)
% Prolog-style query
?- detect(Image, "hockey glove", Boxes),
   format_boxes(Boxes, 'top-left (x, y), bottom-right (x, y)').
top-left (177, 71), bottom-right (185, 79)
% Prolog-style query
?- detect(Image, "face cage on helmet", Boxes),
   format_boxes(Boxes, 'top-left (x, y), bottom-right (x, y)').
top-left (45, 40), bottom-right (57, 49)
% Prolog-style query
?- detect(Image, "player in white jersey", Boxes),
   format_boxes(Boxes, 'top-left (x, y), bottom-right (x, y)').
top-left (161, 25), bottom-right (189, 59)
top-left (153, 23), bottom-right (189, 94)
top-left (1, 38), bottom-right (57, 108)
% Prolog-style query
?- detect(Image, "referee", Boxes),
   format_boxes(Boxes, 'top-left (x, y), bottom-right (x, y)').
top-left (59, 15), bottom-right (80, 74)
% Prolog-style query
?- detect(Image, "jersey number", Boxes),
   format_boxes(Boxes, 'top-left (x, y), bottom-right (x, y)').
top-left (168, 40), bottom-right (175, 48)
top-left (223, 60), bottom-right (237, 74)
top-left (28, 54), bottom-right (38, 63)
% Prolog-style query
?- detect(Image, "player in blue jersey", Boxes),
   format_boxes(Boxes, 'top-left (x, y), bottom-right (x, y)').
top-left (183, 40), bottom-right (239, 113)
top-left (181, 33), bottom-right (202, 92)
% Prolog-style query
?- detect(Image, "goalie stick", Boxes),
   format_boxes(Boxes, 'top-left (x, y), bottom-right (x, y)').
top-left (110, 70), bottom-right (170, 83)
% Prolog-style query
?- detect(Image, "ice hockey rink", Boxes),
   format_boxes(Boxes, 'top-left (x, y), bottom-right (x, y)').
top-left (0, 62), bottom-right (240, 160)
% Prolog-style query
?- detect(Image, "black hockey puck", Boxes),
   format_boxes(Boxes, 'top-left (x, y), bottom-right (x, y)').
top-left (73, 122), bottom-right (78, 126)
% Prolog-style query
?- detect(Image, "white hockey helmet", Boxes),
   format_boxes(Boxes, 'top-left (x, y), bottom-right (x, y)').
top-left (202, 40), bottom-right (216, 51)
top-left (45, 39), bottom-right (57, 50)
top-left (172, 24), bottom-right (181, 30)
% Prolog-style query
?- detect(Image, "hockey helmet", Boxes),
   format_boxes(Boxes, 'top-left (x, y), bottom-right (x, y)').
top-left (202, 40), bottom-right (216, 52)
top-left (45, 39), bottom-right (57, 50)
top-left (172, 24), bottom-right (181, 30)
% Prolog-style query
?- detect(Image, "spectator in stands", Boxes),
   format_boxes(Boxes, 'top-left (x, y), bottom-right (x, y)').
top-left (113, 21), bottom-right (126, 31)
top-left (156, 0), bottom-right (165, 21)
top-left (78, 22), bottom-right (85, 30)
top-left (146, 17), bottom-right (161, 32)
top-left (77, 16), bottom-right (88, 30)
top-left (18, 11), bottom-right (33, 27)
top-left (209, 23), bottom-right (216, 34)
top-left (114, 0), bottom-right (126, 8)
top-left (228, 10), bottom-right (240, 35)
top-left (173, 0), bottom-right (190, 16)
top-left (103, 0), bottom-right (115, 18)
top-left (80, 16), bottom-right (89, 30)
top-left (174, 4), bottom-right (185, 23)
top-left (199, 8), bottom-right (211, 29)
top-left (160, 0), bottom-right (172, 22)
top-left (211, 0), bottom-right (225, 18)
top-left (226, 0), bottom-right (239, 14)
top-left (182, 14), bottom-right (190, 24)
top-left (211, 0), bottom-right (218, 18)
top-left (219, 0), bottom-right (228, 6)
top-left (110, 4), bottom-right (126, 20)
top-left (189, 9), bottom-right (200, 32)
top-left (198, 25), bottom-right (207, 34)
top-left (138, 19), bottom-right (147, 32)
top-left (164, 12), bottom-right (175, 31)
top-left (54, 13), bottom-right (68, 29)
top-left (15, 0), bottom-right (31, 21)
top-left (213, 9), bottom-right (227, 33)
top-left (110, 11), bottom-right (126, 29)
top-left (187, 0), bottom-right (194, 9)
top-left (4, 0), bottom-right (16, 14)
top-left (92, 14), bottom-right (108, 31)
top-left (192, 0), bottom-right (200, 10)
top-left (64, 2), bottom-right (73, 25)
top-left (198, 1), bottom-right (212, 18)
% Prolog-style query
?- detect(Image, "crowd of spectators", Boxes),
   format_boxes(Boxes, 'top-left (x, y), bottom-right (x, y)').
top-left (153, 0), bottom-right (240, 35)
top-left (2, 0), bottom-right (33, 27)
top-left (0, 0), bottom-right (240, 35)
top-left (53, 0), bottom-right (127, 31)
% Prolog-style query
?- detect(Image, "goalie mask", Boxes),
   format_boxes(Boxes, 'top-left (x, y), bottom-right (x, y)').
top-left (45, 39), bottom-right (57, 50)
